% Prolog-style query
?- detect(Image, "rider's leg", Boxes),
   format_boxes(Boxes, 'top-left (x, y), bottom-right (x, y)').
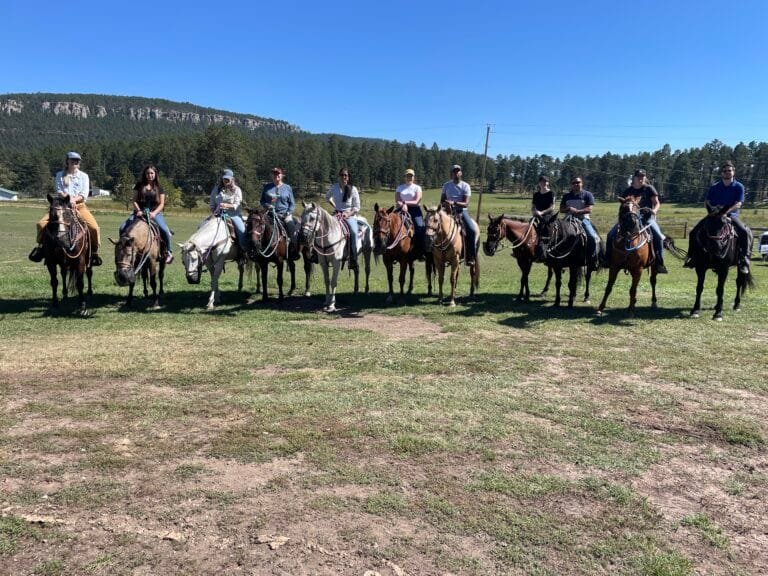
top-left (646, 217), bottom-right (666, 272)
top-left (29, 214), bottom-right (49, 261)
top-left (461, 209), bottom-right (478, 264)
top-left (410, 207), bottom-right (425, 258)
top-left (581, 218), bottom-right (599, 265)
top-left (731, 216), bottom-right (752, 273)
top-left (154, 213), bottom-right (174, 263)
top-left (284, 216), bottom-right (300, 260)
top-left (77, 203), bottom-right (102, 266)
top-left (346, 216), bottom-right (359, 269)
top-left (605, 223), bottom-right (618, 264)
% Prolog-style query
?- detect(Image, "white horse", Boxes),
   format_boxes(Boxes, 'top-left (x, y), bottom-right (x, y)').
top-left (299, 201), bottom-right (372, 312)
top-left (179, 216), bottom-right (246, 310)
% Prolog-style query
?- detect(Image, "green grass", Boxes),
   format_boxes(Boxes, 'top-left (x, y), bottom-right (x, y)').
top-left (1, 195), bottom-right (767, 574)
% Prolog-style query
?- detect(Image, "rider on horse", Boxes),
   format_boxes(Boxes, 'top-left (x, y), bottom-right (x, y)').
top-left (441, 164), bottom-right (479, 267)
top-left (326, 168), bottom-right (361, 271)
top-left (29, 151), bottom-right (102, 267)
top-left (119, 164), bottom-right (174, 264)
top-left (209, 168), bottom-right (248, 255)
top-left (261, 167), bottom-right (300, 260)
top-left (605, 169), bottom-right (667, 273)
top-left (531, 175), bottom-right (557, 261)
top-left (395, 168), bottom-right (425, 259)
top-left (559, 176), bottom-right (600, 270)
top-left (685, 161), bottom-right (753, 275)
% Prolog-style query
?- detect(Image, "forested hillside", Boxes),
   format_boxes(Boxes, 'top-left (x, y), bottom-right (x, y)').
top-left (1, 93), bottom-right (767, 206)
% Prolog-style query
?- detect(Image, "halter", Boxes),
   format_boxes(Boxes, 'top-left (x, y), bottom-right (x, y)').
top-left (249, 207), bottom-right (281, 259)
top-left (302, 205), bottom-right (346, 257)
top-left (375, 209), bottom-right (409, 251)
top-left (545, 215), bottom-right (582, 260)
top-left (617, 202), bottom-right (651, 252)
top-left (425, 208), bottom-right (459, 253)
top-left (48, 200), bottom-right (88, 260)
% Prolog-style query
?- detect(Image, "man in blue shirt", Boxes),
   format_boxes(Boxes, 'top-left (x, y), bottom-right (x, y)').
top-left (686, 161), bottom-right (752, 274)
top-left (260, 167), bottom-right (299, 260)
top-left (559, 176), bottom-right (600, 269)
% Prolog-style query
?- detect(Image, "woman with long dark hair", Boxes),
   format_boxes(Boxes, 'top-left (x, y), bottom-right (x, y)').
top-left (120, 164), bottom-right (174, 264)
top-left (326, 168), bottom-right (361, 270)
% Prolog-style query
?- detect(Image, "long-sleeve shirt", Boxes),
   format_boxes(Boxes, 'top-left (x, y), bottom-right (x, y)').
top-left (326, 183), bottom-right (360, 214)
top-left (209, 184), bottom-right (243, 216)
top-left (54, 170), bottom-right (90, 202)
top-left (260, 183), bottom-right (295, 216)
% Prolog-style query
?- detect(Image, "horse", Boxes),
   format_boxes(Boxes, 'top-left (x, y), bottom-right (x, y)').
top-left (423, 203), bottom-right (480, 306)
top-left (298, 201), bottom-right (372, 312)
top-left (110, 216), bottom-right (165, 309)
top-left (179, 215), bottom-right (247, 310)
top-left (483, 214), bottom-right (554, 301)
top-left (372, 203), bottom-right (428, 303)
top-left (687, 213), bottom-right (754, 321)
top-left (596, 198), bottom-right (657, 317)
top-left (541, 214), bottom-right (599, 308)
top-left (41, 194), bottom-right (93, 315)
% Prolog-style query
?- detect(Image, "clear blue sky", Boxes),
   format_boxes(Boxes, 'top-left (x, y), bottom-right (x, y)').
top-left (3, 0), bottom-right (767, 159)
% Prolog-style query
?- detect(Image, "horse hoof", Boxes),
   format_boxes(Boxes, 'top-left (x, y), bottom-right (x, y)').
top-left (449, 301), bottom-right (456, 307)
top-left (651, 302), bottom-right (658, 309)
top-left (690, 311), bottom-right (700, 319)
top-left (304, 291), bottom-right (311, 298)
top-left (713, 315), bottom-right (723, 322)
top-left (733, 306), bottom-right (741, 312)
top-left (583, 299), bottom-right (591, 304)
top-left (206, 304), bottom-right (215, 311)
top-left (596, 310), bottom-right (603, 317)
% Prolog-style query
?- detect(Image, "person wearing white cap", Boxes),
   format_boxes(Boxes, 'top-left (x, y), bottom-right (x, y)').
top-left (209, 168), bottom-right (248, 251)
top-left (29, 151), bottom-right (102, 266)
top-left (440, 165), bottom-right (479, 266)
top-left (396, 168), bottom-right (425, 258)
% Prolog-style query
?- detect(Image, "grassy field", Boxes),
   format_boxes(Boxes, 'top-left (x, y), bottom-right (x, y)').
top-left (1, 191), bottom-right (767, 576)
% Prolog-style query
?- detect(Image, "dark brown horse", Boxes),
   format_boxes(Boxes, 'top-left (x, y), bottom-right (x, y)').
top-left (41, 194), bottom-right (93, 315)
top-left (687, 213), bottom-right (754, 321)
top-left (110, 216), bottom-right (165, 309)
top-left (541, 214), bottom-right (598, 308)
top-left (373, 203), bottom-right (431, 303)
top-left (483, 214), bottom-right (553, 301)
top-left (597, 198), bottom-right (657, 317)
top-left (245, 207), bottom-right (297, 302)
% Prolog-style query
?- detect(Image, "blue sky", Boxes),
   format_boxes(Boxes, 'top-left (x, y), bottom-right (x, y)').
top-left (3, 0), bottom-right (767, 159)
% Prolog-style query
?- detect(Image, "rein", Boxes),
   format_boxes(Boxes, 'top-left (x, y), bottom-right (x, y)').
top-left (252, 208), bottom-right (281, 258)
top-left (431, 211), bottom-right (459, 253)
top-left (506, 217), bottom-right (536, 250)
top-left (49, 203), bottom-right (88, 260)
top-left (307, 208), bottom-right (346, 257)
top-left (545, 216), bottom-right (581, 260)
top-left (383, 212), bottom-right (409, 250)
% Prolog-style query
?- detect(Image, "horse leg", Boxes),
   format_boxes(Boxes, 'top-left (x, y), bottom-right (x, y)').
top-left (540, 266), bottom-right (553, 296)
top-left (143, 269), bottom-right (149, 298)
top-left (276, 260), bottom-right (285, 302)
top-left (628, 269), bottom-right (642, 318)
top-left (583, 268), bottom-right (592, 304)
top-left (437, 260), bottom-right (445, 303)
top-left (650, 267), bottom-right (658, 309)
top-left (518, 259), bottom-right (531, 301)
top-left (407, 259), bottom-right (415, 296)
top-left (597, 266), bottom-right (620, 316)
top-left (385, 259), bottom-right (395, 303)
top-left (449, 259), bottom-right (459, 307)
top-left (61, 266), bottom-right (68, 300)
top-left (207, 266), bottom-right (219, 310)
top-left (734, 271), bottom-right (745, 311)
top-left (48, 262), bottom-right (60, 309)
top-left (326, 260), bottom-right (340, 313)
top-left (75, 269), bottom-right (87, 316)
top-left (303, 251), bottom-right (312, 297)
top-left (554, 267), bottom-right (563, 307)
top-left (159, 261), bottom-right (165, 297)
top-left (237, 260), bottom-right (245, 292)
top-left (86, 266), bottom-right (93, 297)
top-left (127, 282), bottom-right (135, 307)
top-left (470, 258), bottom-right (478, 297)
top-left (567, 266), bottom-right (578, 308)
top-left (364, 248), bottom-right (371, 294)
top-left (320, 258), bottom-right (332, 311)
top-left (260, 261), bottom-right (269, 301)
top-left (287, 259), bottom-right (296, 297)
top-left (713, 268), bottom-right (727, 321)
top-left (149, 265), bottom-right (160, 309)
top-left (690, 267), bottom-right (706, 318)
top-left (426, 254), bottom-right (434, 297)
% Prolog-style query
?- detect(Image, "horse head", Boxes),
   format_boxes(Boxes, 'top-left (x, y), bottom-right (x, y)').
top-left (180, 240), bottom-right (202, 284)
top-left (423, 204), bottom-right (441, 252)
top-left (246, 208), bottom-right (268, 249)
top-left (112, 232), bottom-right (138, 286)
top-left (372, 203), bottom-right (394, 255)
top-left (46, 194), bottom-right (78, 248)
top-left (618, 197), bottom-right (643, 236)
top-left (483, 214), bottom-right (505, 256)
top-left (299, 201), bottom-right (320, 248)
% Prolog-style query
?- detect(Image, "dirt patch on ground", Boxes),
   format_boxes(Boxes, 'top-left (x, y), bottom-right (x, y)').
top-left (292, 313), bottom-right (446, 340)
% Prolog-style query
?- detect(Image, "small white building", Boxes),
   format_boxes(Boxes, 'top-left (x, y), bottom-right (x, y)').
top-left (0, 187), bottom-right (19, 201)
top-left (90, 188), bottom-right (111, 197)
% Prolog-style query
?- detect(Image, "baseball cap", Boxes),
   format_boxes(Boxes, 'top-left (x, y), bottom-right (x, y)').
top-left (222, 168), bottom-right (234, 180)
top-left (404, 168), bottom-right (415, 176)
top-left (633, 169), bottom-right (646, 178)
top-left (451, 164), bottom-right (462, 172)
top-left (66, 151), bottom-right (82, 160)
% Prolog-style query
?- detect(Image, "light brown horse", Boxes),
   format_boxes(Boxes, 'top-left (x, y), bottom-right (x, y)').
top-left (424, 203), bottom-right (479, 306)
top-left (110, 216), bottom-right (165, 309)
top-left (373, 203), bottom-right (415, 303)
top-left (597, 197), bottom-right (657, 317)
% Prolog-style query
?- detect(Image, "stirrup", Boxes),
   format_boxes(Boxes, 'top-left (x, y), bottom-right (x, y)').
top-left (90, 254), bottom-right (103, 267)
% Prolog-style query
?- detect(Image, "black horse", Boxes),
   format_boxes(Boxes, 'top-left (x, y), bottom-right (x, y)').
top-left (42, 194), bottom-right (93, 315)
top-left (541, 214), bottom-right (601, 308)
top-left (687, 213), bottom-right (754, 320)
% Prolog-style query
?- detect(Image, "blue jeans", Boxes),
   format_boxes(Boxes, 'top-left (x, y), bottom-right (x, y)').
top-left (580, 218), bottom-right (599, 258)
top-left (229, 214), bottom-right (248, 251)
top-left (121, 213), bottom-right (173, 253)
top-left (407, 206), bottom-right (425, 253)
top-left (345, 214), bottom-right (359, 255)
top-left (459, 208), bottom-right (478, 259)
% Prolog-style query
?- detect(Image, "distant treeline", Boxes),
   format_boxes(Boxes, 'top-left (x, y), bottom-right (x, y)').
top-left (0, 94), bottom-right (766, 206)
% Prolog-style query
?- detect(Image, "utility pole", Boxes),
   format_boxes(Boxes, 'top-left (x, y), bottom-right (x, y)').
top-left (475, 124), bottom-right (491, 222)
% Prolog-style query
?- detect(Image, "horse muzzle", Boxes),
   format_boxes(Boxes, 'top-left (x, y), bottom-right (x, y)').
top-left (114, 269), bottom-right (135, 287)
top-left (482, 241), bottom-right (496, 257)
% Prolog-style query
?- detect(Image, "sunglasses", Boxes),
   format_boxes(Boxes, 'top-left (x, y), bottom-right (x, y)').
top-left (571, 181), bottom-right (582, 185)
top-left (340, 173), bottom-right (350, 177)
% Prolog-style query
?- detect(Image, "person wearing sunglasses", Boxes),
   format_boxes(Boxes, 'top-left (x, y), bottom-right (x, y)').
top-left (260, 167), bottom-right (299, 260)
top-left (326, 168), bottom-right (361, 270)
top-left (531, 175), bottom-right (557, 261)
top-left (395, 168), bottom-right (425, 259)
top-left (441, 164), bottom-right (479, 267)
top-left (560, 176), bottom-right (601, 270)
top-left (685, 161), bottom-right (752, 274)
top-left (29, 151), bottom-right (102, 266)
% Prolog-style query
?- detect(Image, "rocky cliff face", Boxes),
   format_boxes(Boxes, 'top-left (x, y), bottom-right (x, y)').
top-left (0, 97), bottom-right (298, 132)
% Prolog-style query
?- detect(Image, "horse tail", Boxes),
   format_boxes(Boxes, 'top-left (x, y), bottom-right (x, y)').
top-left (739, 270), bottom-right (756, 295)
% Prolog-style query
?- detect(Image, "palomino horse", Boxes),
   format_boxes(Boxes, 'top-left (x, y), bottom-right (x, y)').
top-left (180, 215), bottom-right (247, 310)
top-left (541, 214), bottom-right (599, 308)
top-left (373, 204), bottom-right (433, 303)
top-left (686, 213), bottom-right (754, 321)
top-left (423, 203), bottom-right (479, 306)
top-left (110, 216), bottom-right (165, 309)
top-left (597, 198), bottom-right (657, 317)
top-left (299, 201), bottom-right (372, 312)
top-left (41, 194), bottom-right (93, 315)
top-left (483, 214), bottom-right (553, 301)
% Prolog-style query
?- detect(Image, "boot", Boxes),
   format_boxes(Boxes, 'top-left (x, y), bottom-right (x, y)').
top-left (29, 245), bottom-right (44, 262)
top-left (90, 253), bottom-right (102, 267)
top-left (655, 262), bottom-right (668, 274)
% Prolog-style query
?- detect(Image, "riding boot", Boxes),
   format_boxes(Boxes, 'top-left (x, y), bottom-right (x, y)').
top-left (90, 253), bottom-right (102, 267)
top-left (655, 262), bottom-right (668, 274)
top-left (29, 245), bottom-right (44, 263)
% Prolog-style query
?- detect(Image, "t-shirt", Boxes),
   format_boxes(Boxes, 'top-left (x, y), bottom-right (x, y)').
top-left (707, 180), bottom-right (745, 216)
top-left (560, 190), bottom-right (595, 219)
top-left (441, 180), bottom-right (471, 203)
top-left (396, 183), bottom-right (422, 203)
top-left (621, 184), bottom-right (658, 210)
top-left (532, 190), bottom-right (555, 212)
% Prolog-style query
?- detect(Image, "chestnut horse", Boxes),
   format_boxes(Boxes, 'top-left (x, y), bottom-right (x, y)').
top-left (110, 216), bottom-right (165, 309)
top-left (597, 198), bottom-right (657, 317)
top-left (424, 203), bottom-right (479, 306)
top-left (686, 213), bottom-right (754, 321)
top-left (483, 214), bottom-right (553, 301)
top-left (41, 194), bottom-right (93, 315)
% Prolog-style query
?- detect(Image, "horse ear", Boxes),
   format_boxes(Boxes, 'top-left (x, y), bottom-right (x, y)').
top-left (47, 193), bottom-right (54, 204)
top-left (374, 203), bottom-right (379, 212)
top-left (302, 200), bottom-right (308, 208)
top-left (387, 206), bottom-right (394, 214)
top-left (177, 242), bottom-right (185, 249)
top-left (108, 237), bottom-right (118, 245)
top-left (488, 213), bottom-right (494, 221)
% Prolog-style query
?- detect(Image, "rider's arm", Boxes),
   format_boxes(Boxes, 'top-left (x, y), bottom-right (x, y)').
top-left (152, 193), bottom-right (165, 218)
top-left (209, 187), bottom-right (219, 213)
top-left (348, 187), bottom-right (361, 216)
top-left (75, 173), bottom-right (90, 204)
